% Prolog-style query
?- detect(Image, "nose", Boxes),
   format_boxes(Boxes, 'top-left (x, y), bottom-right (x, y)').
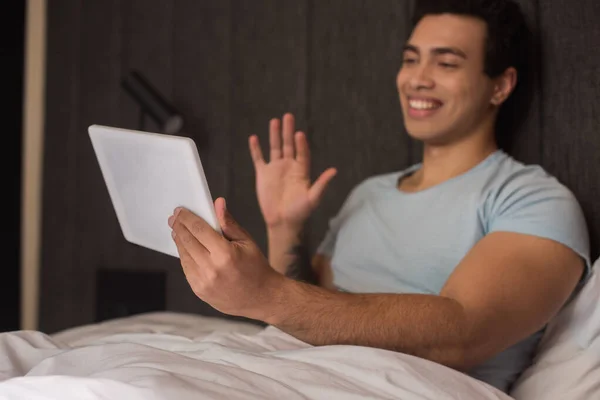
top-left (409, 64), bottom-right (435, 91)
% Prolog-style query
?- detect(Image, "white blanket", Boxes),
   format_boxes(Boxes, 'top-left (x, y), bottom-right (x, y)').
top-left (0, 313), bottom-right (511, 400)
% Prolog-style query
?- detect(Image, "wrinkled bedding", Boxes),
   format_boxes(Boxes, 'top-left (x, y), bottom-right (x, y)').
top-left (0, 312), bottom-right (511, 399)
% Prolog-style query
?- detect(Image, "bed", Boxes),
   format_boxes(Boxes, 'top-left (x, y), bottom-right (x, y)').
top-left (1, 257), bottom-right (599, 399)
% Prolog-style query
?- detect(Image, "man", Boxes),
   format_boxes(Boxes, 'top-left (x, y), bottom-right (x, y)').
top-left (168, 0), bottom-right (591, 393)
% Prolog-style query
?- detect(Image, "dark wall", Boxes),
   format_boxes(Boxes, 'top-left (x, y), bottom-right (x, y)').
top-left (41, 0), bottom-right (600, 333)
top-left (1, 1), bottom-right (25, 332)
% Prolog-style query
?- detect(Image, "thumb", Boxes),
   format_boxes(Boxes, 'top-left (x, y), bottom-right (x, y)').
top-left (308, 168), bottom-right (337, 208)
top-left (215, 198), bottom-right (250, 241)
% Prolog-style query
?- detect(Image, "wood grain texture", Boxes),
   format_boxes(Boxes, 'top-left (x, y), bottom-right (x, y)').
top-left (228, 0), bottom-right (309, 254)
top-left (508, 0), bottom-right (542, 165)
top-left (40, 0), bottom-right (84, 334)
top-left (71, 0), bottom-right (125, 330)
top-left (169, 0), bottom-right (234, 316)
top-left (40, 1), bottom-right (600, 331)
top-left (539, 0), bottom-right (600, 260)
top-left (308, 0), bottom-right (413, 251)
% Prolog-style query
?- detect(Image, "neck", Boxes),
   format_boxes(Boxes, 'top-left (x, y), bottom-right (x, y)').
top-left (406, 128), bottom-right (498, 192)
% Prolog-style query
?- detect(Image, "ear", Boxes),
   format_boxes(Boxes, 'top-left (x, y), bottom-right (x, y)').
top-left (490, 67), bottom-right (518, 106)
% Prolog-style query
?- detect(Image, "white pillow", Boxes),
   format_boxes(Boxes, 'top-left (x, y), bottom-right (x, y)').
top-left (510, 258), bottom-right (600, 400)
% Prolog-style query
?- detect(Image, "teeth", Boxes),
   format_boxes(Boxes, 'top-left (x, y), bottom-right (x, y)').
top-left (409, 100), bottom-right (440, 110)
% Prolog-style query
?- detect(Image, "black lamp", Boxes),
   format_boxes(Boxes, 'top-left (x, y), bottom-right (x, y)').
top-left (121, 70), bottom-right (184, 134)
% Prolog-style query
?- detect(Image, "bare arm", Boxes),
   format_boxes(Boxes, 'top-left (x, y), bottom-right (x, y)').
top-left (266, 225), bottom-right (302, 275)
top-left (267, 225), bottom-right (332, 287)
top-left (171, 203), bottom-right (584, 372)
top-left (249, 113), bottom-right (335, 276)
top-left (262, 232), bottom-right (584, 370)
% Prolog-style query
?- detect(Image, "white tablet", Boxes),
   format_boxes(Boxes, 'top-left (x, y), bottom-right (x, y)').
top-left (88, 124), bottom-right (221, 258)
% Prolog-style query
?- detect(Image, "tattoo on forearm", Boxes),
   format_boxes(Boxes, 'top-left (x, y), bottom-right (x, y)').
top-left (285, 244), bottom-right (319, 285)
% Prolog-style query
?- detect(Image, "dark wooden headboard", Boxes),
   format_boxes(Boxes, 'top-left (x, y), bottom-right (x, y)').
top-left (40, 0), bottom-right (599, 333)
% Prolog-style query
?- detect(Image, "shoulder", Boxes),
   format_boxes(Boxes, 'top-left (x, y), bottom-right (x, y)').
top-left (482, 152), bottom-right (590, 273)
top-left (484, 152), bottom-right (578, 213)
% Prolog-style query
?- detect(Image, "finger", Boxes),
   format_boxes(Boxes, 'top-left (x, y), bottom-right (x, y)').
top-left (294, 131), bottom-right (310, 175)
top-left (174, 208), bottom-right (228, 253)
top-left (248, 135), bottom-right (265, 166)
top-left (173, 233), bottom-right (205, 287)
top-left (269, 118), bottom-right (282, 161)
top-left (171, 218), bottom-right (210, 263)
top-left (282, 113), bottom-right (295, 158)
top-left (173, 232), bottom-right (196, 271)
top-left (215, 197), bottom-right (250, 242)
top-left (308, 168), bottom-right (337, 208)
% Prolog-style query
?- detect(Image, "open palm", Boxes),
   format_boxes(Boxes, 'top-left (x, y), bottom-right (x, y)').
top-left (249, 113), bottom-right (337, 230)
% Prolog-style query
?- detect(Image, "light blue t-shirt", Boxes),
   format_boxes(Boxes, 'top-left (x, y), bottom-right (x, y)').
top-left (317, 150), bottom-right (591, 392)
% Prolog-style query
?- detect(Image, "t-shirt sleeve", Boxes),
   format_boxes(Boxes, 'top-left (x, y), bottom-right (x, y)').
top-left (316, 180), bottom-right (372, 258)
top-left (487, 170), bottom-right (591, 279)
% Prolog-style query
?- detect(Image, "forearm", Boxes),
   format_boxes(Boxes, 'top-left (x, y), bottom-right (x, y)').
top-left (266, 225), bottom-right (303, 274)
top-left (264, 280), bottom-right (476, 370)
top-left (266, 226), bottom-right (318, 284)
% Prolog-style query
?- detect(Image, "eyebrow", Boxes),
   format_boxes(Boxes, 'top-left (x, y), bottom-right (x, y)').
top-left (403, 44), bottom-right (468, 59)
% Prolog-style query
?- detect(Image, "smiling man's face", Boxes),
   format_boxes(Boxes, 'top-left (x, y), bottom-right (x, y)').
top-left (397, 14), bottom-right (498, 145)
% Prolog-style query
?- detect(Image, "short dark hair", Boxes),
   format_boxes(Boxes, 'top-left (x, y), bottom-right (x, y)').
top-left (412, 0), bottom-right (537, 152)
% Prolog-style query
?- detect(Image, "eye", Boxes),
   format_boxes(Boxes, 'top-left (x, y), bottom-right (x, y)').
top-left (403, 58), bottom-right (417, 65)
top-left (439, 62), bottom-right (458, 69)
